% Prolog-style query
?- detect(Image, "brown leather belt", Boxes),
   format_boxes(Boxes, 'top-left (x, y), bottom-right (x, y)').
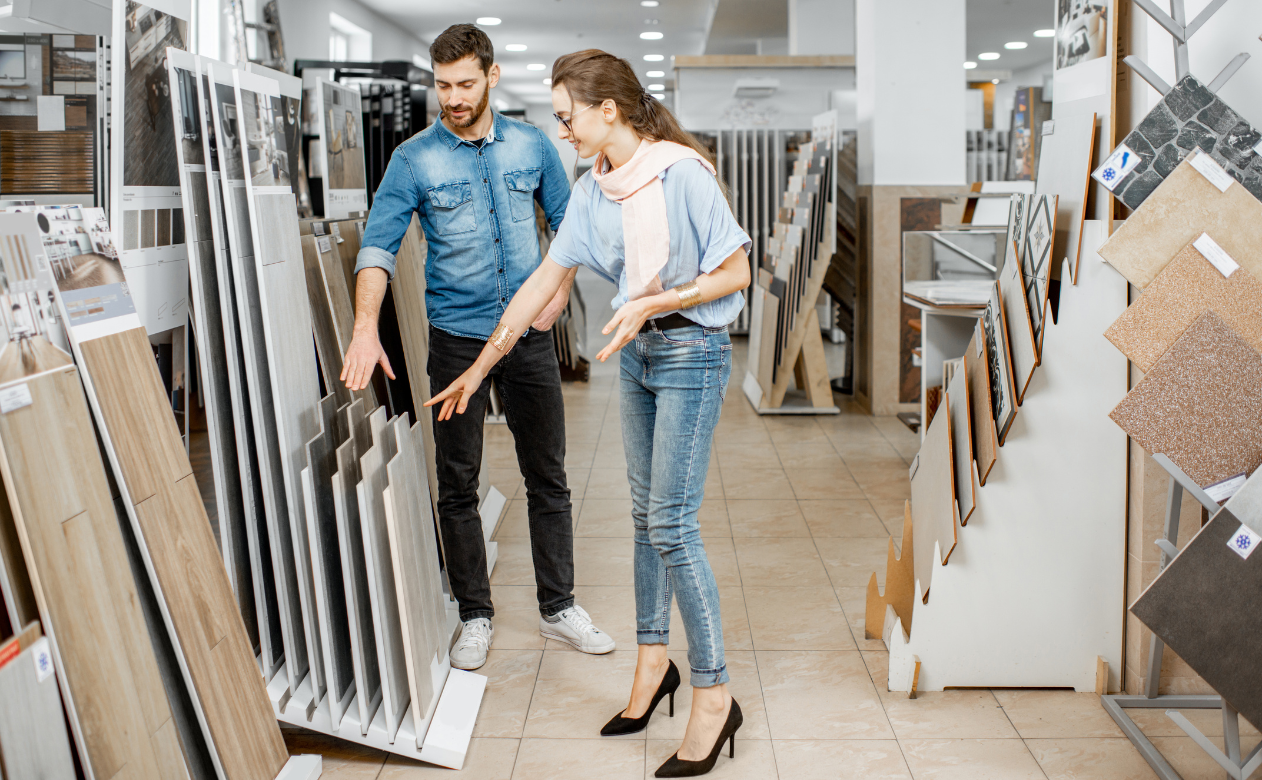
top-left (640, 312), bottom-right (695, 333)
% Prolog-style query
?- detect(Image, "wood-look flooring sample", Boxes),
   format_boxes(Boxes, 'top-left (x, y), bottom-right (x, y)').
top-left (946, 355), bottom-right (976, 525)
top-left (1098, 156), bottom-right (1262, 289)
top-left (0, 635), bottom-right (77, 779)
top-left (1131, 507), bottom-right (1262, 731)
top-left (358, 407), bottom-right (409, 742)
top-left (865, 500), bottom-right (915, 638)
top-left (0, 474), bottom-right (36, 631)
top-left (910, 398), bottom-right (958, 602)
top-left (0, 366), bottom-right (186, 780)
top-left (1035, 111), bottom-right (1096, 283)
top-left (965, 324), bottom-right (999, 485)
top-left (303, 394), bottom-right (355, 728)
top-left (390, 219), bottom-right (439, 503)
top-left (333, 219), bottom-right (365, 295)
top-left (1105, 240), bottom-right (1262, 372)
top-left (1110, 311), bottom-right (1262, 488)
top-left (334, 398), bottom-right (381, 734)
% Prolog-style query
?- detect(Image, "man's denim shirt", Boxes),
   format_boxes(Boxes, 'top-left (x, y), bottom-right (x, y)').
top-left (355, 111), bottom-right (571, 339)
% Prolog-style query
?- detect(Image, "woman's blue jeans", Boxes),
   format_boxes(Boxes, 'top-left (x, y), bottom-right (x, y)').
top-left (620, 321), bottom-right (732, 688)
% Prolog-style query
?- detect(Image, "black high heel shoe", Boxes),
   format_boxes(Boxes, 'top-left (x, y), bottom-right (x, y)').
top-left (600, 659), bottom-right (681, 736)
top-left (654, 698), bottom-right (743, 778)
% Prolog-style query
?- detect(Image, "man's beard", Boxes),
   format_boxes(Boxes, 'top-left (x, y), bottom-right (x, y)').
top-left (443, 87), bottom-right (490, 129)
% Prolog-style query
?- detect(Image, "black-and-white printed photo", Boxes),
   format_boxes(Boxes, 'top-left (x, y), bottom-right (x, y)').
top-left (322, 82), bottom-right (366, 191)
top-left (1056, 0), bottom-right (1108, 69)
top-left (122, 1), bottom-right (187, 187)
top-left (983, 282), bottom-right (1016, 441)
top-left (241, 90), bottom-right (291, 188)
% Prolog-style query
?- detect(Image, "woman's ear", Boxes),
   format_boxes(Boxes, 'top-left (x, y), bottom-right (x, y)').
top-left (602, 98), bottom-right (618, 123)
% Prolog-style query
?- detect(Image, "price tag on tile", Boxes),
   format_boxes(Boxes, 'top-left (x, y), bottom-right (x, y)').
top-left (1042, 119), bottom-right (1055, 136)
top-left (317, 235), bottom-right (332, 254)
top-left (312, 222), bottom-right (325, 236)
top-left (1204, 472), bottom-right (1247, 503)
top-left (1254, 138), bottom-right (1262, 156)
top-left (1093, 143), bottom-right (1143, 191)
top-left (331, 222), bottom-right (344, 243)
top-left (1189, 150), bottom-right (1234, 192)
top-left (1193, 233), bottom-right (1239, 278)
top-left (31, 637), bottom-right (54, 682)
top-left (0, 383), bottom-right (32, 414)
top-left (1228, 523), bottom-right (1262, 560)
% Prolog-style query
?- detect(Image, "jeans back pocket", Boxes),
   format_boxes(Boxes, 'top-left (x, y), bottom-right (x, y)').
top-left (426, 181), bottom-right (476, 236)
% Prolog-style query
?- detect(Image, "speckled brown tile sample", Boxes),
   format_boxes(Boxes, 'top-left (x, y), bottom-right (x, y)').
top-left (1110, 310), bottom-right (1262, 487)
top-left (1105, 240), bottom-right (1262, 372)
top-left (1098, 158), bottom-right (1262, 289)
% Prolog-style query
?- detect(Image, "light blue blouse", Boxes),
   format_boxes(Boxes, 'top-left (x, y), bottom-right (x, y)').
top-left (547, 158), bottom-right (751, 327)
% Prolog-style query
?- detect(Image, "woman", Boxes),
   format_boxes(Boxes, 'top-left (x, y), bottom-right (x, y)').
top-left (427, 49), bottom-right (751, 778)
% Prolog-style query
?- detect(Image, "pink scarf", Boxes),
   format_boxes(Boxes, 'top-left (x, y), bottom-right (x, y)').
top-left (591, 139), bottom-right (716, 300)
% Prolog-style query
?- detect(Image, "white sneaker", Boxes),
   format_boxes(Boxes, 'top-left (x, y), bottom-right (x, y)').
top-left (539, 606), bottom-right (616, 654)
top-left (451, 618), bottom-right (493, 670)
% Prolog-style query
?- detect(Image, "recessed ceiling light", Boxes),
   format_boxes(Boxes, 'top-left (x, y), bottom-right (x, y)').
top-left (641, 0), bottom-right (660, 6)
top-left (963, 61), bottom-right (977, 69)
top-left (505, 44), bottom-right (527, 52)
top-left (648, 83), bottom-right (665, 90)
top-left (644, 54), bottom-right (664, 62)
top-left (640, 31), bottom-right (663, 40)
top-left (543, 78), bottom-right (552, 85)
top-left (646, 70), bottom-right (665, 77)
top-left (992, 78), bottom-right (1000, 84)
top-left (526, 63), bottom-right (546, 71)
top-left (1004, 41), bottom-right (1028, 49)
top-left (652, 92), bottom-right (666, 99)
top-left (977, 52), bottom-right (1000, 60)
top-left (1034, 29), bottom-right (1055, 37)
top-left (476, 17), bottom-right (501, 25)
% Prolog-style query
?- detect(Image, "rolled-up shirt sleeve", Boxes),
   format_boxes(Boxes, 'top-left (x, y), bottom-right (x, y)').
top-left (685, 161), bottom-right (752, 275)
top-left (355, 148), bottom-right (421, 279)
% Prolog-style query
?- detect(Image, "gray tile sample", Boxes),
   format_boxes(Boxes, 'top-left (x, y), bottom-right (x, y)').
top-left (1225, 470), bottom-right (1262, 535)
top-left (0, 638), bottom-right (77, 779)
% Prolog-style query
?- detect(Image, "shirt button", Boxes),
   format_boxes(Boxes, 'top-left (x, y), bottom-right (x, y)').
top-left (489, 209), bottom-right (495, 214)
top-left (483, 178), bottom-right (488, 182)
top-left (498, 268), bottom-right (504, 273)
top-left (495, 238), bottom-right (500, 243)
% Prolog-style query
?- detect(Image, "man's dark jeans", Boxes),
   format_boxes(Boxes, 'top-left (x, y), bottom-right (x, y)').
top-left (428, 326), bottom-right (575, 622)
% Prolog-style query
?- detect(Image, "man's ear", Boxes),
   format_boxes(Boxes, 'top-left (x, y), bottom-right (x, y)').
top-left (487, 62), bottom-right (501, 89)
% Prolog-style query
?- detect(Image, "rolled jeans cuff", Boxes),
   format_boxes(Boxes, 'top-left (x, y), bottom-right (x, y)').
top-left (460, 608), bottom-right (495, 623)
top-left (637, 629), bottom-right (670, 645)
top-left (689, 664), bottom-right (729, 688)
top-left (540, 598), bottom-right (575, 618)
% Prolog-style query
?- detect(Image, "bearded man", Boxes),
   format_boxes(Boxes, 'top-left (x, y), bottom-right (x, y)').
top-left (342, 24), bottom-right (613, 671)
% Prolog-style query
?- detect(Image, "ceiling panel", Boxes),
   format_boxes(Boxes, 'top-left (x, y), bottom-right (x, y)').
top-left (966, 0), bottom-right (1055, 74)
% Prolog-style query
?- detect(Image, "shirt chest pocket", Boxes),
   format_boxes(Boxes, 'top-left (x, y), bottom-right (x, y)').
top-left (426, 181), bottom-right (476, 236)
top-left (503, 168), bottom-right (541, 222)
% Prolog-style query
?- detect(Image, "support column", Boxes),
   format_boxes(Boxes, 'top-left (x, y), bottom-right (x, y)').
top-left (854, 0), bottom-right (966, 416)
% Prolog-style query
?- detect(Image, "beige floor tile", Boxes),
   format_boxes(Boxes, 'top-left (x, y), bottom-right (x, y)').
top-left (1025, 738), bottom-right (1158, 780)
top-left (487, 585), bottom-right (546, 650)
top-left (651, 586), bottom-right (753, 654)
top-left (848, 466), bottom-right (913, 501)
top-left (490, 538), bottom-right (541, 587)
top-left (1131, 706), bottom-right (1260, 737)
top-left (882, 690), bottom-right (1018, 739)
top-left (872, 417), bottom-right (921, 460)
top-left (494, 499), bottom-right (531, 538)
top-left (512, 738), bottom-right (645, 779)
top-left (715, 445), bottom-right (781, 470)
top-left (702, 536), bottom-right (743, 588)
top-left (816, 537), bottom-right (892, 588)
top-left (719, 467), bottom-right (795, 500)
top-left (282, 729), bottom-right (386, 778)
top-left (485, 467), bottom-right (525, 500)
top-left (993, 690), bottom-right (1125, 739)
top-left (565, 467), bottom-right (591, 500)
top-left (704, 467), bottom-right (725, 499)
top-left (829, 434), bottom-right (905, 462)
top-left (800, 500), bottom-right (890, 538)
top-left (772, 739), bottom-right (912, 779)
top-left (592, 440), bottom-right (628, 469)
top-left (484, 442), bottom-right (523, 469)
top-left (644, 738), bottom-right (775, 779)
top-left (744, 586), bottom-right (855, 651)
top-left (775, 440), bottom-right (846, 470)
top-left (700, 500), bottom-right (732, 538)
top-left (726, 499), bottom-right (810, 537)
top-left (564, 438), bottom-right (597, 468)
top-left (788, 467), bottom-right (867, 500)
top-left (647, 651), bottom-right (771, 741)
top-left (587, 467), bottom-right (633, 499)
top-left (757, 650), bottom-right (894, 739)
top-left (523, 651), bottom-right (643, 740)
top-left (474, 650), bottom-right (544, 738)
top-left (1150, 735), bottom-right (1262, 780)
top-left (733, 537), bottom-right (831, 587)
top-left (574, 537), bottom-right (635, 586)
top-left (546, 585), bottom-right (636, 651)
top-left (378, 738), bottom-right (519, 778)
top-left (899, 738), bottom-right (1045, 780)
top-left (576, 499), bottom-right (635, 537)
top-left (836, 586), bottom-right (888, 651)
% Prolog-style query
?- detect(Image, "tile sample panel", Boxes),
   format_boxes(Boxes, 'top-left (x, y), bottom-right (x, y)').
top-left (965, 324), bottom-right (999, 485)
top-left (947, 354), bottom-right (976, 524)
top-left (982, 281), bottom-right (1018, 444)
top-left (0, 634), bottom-right (77, 779)
top-left (910, 396), bottom-right (958, 602)
top-left (1035, 111), bottom-right (1096, 282)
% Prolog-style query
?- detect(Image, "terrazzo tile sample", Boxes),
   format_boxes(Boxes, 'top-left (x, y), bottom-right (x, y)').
top-left (1109, 311), bottom-right (1262, 487)
top-left (910, 397), bottom-right (957, 602)
top-left (1098, 157), bottom-right (1262, 289)
top-left (1130, 507), bottom-right (1262, 731)
top-left (1105, 240), bottom-right (1262, 372)
top-left (965, 324), bottom-right (998, 484)
top-left (1100, 75), bottom-right (1262, 210)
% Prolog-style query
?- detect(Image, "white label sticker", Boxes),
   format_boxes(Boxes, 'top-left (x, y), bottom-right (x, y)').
top-left (312, 222), bottom-right (325, 236)
top-left (1254, 138), bottom-right (1262, 156)
top-left (1189, 150), bottom-right (1234, 192)
top-left (317, 235), bottom-right (332, 254)
top-left (0, 384), bottom-right (32, 414)
top-left (1193, 233), bottom-right (1239, 278)
top-left (1093, 143), bottom-right (1143, 191)
top-left (31, 637), bottom-right (54, 682)
top-left (1228, 523), bottom-right (1262, 560)
top-left (1205, 472), bottom-right (1247, 503)
top-left (1042, 119), bottom-right (1055, 136)
top-left (331, 222), bottom-right (344, 242)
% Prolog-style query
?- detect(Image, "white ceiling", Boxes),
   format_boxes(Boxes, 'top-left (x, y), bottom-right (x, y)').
top-left (966, 0), bottom-right (1055, 74)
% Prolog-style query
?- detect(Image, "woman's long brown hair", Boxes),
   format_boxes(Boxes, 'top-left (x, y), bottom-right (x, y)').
top-left (551, 49), bottom-right (715, 167)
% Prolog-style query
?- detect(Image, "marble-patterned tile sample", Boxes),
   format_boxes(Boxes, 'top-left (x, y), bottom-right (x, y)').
top-left (1105, 240), bottom-right (1262, 372)
top-left (910, 397), bottom-right (957, 603)
top-left (1110, 311), bottom-right (1262, 488)
top-left (1098, 156), bottom-right (1262, 289)
top-left (1099, 75), bottom-right (1262, 210)
top-left (1130, 507), bottom-right (1262, 731)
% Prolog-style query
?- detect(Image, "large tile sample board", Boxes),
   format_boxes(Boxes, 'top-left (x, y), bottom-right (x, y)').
top-left (909, 397), bottom-right (957, 604)
top-left (1034, 112), bottom-right (1096, 283)
top-left (234, 67), bottom-right (325, 704)
top-left (389, 217), bottom-right (440, 504)
top-left (0, 629), bottom-right (76, 779)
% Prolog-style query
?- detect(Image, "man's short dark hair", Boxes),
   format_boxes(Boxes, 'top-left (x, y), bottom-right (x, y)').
top-left (430, 24), bottom-right (494, 74)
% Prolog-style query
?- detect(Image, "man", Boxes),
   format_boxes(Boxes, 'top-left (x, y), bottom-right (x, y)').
top-left (342, 23), bottom-right (613, 671)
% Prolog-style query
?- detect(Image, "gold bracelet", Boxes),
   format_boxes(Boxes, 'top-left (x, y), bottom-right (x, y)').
top-left (673, 281), bottom-right (703, 309)
top-left (489, 322), bottom-right (515, 352)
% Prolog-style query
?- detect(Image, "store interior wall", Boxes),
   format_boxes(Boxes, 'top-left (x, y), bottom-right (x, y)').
top-left (990, 59), bottom-right (1053, 132)
top-left (788, 0), bottom-right (856, 56)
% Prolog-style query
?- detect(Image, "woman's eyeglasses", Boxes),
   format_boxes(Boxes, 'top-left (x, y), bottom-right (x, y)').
top-left (553, 103), bottom-right (594, 133)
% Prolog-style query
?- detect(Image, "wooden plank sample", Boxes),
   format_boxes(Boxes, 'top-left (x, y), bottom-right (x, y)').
top-left (0, 476), bottom-right (36, 633)
top-left (389, 218), bottom-right (439, 505)
top-left (1098, 155), bottom-right (1262, 289)
top-left (303, 394), bottom-right (355, 728)
top-left (865, 500), bottom-right (915, 638)
top-left (250, 191), bottom-right (324, 702)
top-left (301, 235), bottom-right (352, 408)
top-left (1110, 311), bottom-right (1262, 488)
top-left (0, 365), bottom-right (187, 780)
top-left (334, 398), bottom-right (382, 734)
top-left (0, 633), bottom-right (77, 779)
top-left (1130, 507), bottom-right (1262, 731)
top-left (1105, 240), bottom-right (1262, 373)
top-left (1035, 111), bottom-right (1096, 283)
top-left (964, 324), bottom-right (999, 485)
top-left (910, 399), bottom-right (958, 603)
top-left (333, 219), bottom-right (365, 295)
top-left (946, 354), bottom-right (976, 524)
top-left (358, 407), bottom-right (409, 742)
